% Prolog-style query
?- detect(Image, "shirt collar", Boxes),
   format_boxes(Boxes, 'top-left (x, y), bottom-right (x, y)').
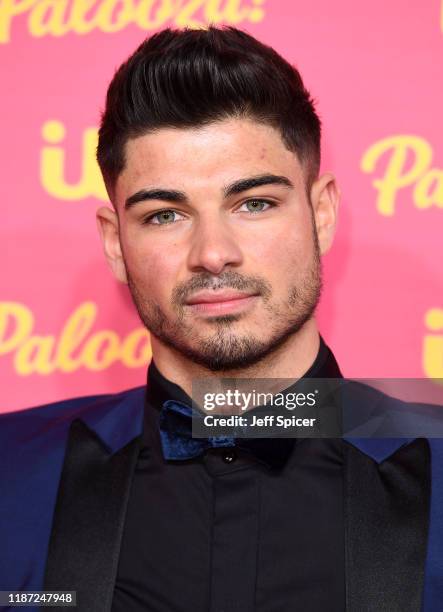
top-left (145, 334), bottom-right (343, 414)
top-left (143, 341), bottom-right (423, 466)
top-left (144, 335), bottom-right (343, 469)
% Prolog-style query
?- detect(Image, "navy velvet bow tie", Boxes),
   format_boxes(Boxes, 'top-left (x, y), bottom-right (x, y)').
top-left (158, 399), bottom-right (294, 469)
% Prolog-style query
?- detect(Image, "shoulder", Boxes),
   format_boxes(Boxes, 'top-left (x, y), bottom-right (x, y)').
top-left (341, 379), bottom-right (443, 439)
top-left (0, 385), bottom-right (146, 451)
top-left (1, 385), bottom-right (145, 421)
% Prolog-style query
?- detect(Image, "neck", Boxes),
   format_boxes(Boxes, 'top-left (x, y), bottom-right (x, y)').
top-left (149, 318), bottom-right (321, 399)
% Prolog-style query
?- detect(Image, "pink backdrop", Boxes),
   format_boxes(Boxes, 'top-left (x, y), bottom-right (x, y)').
top-left (2, 0), bottom-right (442, 413)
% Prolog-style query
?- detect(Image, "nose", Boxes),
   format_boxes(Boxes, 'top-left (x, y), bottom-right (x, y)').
top-left (186, 213), bottom-right (243, 274)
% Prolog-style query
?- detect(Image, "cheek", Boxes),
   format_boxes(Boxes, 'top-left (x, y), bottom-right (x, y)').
top-left (247, 220), bottom-right (311, 271)
top-left (124, 245), bottom-right (181, 297)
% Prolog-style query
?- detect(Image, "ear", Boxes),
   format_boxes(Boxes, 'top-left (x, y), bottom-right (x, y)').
top-left (309, 172), bottom-right (340, 255)
top-left (96, 206), bottom-right (128, 284)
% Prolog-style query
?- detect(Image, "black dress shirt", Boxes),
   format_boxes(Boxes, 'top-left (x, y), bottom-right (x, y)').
top-left (112, 336), bottom-right (345, 612)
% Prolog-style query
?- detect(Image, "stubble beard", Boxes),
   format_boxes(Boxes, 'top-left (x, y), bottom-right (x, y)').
top-left (125, 231), bottom-right (322, 373)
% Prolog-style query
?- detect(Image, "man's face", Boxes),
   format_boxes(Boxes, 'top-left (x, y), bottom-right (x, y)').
top-left (102, 118), bottom-right (336, 372)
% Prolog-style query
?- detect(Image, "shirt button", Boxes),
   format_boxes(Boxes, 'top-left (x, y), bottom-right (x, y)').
top-left (222, 449), bottom-right (237, 463)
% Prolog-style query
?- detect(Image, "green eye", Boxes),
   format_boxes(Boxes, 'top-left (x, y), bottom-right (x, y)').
top-left (143, 210), bottom-right (182, 225)
top-left (240, 199), bottom-right (273, 213)
top-left (155, 211), bottom-right (176, 224)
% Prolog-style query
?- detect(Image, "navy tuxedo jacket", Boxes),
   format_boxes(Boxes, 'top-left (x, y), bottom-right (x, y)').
top-left (1, 382), bottom-right (443, 612)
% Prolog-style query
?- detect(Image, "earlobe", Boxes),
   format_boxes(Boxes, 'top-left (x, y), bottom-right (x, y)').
top-left (96, 206), bottom-right (128, 284)
top-left (310, 172), bottom-right (340, 255)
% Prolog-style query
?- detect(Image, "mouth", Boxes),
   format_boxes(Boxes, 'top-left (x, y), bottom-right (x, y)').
top-left (184, 291), bottom-right (260, 315)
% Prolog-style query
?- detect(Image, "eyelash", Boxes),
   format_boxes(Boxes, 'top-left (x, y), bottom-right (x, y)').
top-left (141, 199), bottom-right (276, 226)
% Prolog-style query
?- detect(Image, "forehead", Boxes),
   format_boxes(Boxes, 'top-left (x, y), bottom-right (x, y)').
top-left (115, 118), bottom-right (305, 207)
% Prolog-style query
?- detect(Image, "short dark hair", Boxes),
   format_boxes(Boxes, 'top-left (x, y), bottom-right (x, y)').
top-left (97, 26), bottom-right (321, 200)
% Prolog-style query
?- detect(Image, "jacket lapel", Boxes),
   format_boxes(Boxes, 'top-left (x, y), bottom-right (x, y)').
top-left (344, 437), bottom-right (431, 611)
top-left (40, 376), bottom-right (433, 611)
top-left (43, 418), bottom-right (141, 612)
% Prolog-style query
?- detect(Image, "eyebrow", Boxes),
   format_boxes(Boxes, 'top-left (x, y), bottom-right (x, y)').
top-left (124, 173), bottom-right (293, 210)
top-left (223, 174), bottom-right (294, 197)
top-left (125, 188), bottom-right (187, 209)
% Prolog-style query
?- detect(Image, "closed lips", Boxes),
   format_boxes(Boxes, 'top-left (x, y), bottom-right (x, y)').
top-left (185, 292), bottom-right (258, 304)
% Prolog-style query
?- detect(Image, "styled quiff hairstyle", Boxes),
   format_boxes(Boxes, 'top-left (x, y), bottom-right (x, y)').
top-left (97, 26), bottom-right (321, 200)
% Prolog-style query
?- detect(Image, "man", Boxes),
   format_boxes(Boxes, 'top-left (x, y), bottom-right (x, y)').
top-left (0, 26), bottom-right (441, 612)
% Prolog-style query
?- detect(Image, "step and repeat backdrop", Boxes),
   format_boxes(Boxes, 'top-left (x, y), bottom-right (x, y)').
top-left (2, 0), bottom-right (442, 412)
